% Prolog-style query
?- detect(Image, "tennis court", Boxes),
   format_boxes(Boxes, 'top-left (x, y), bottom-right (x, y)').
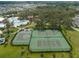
top-left (29, 30), bottom-right (71, 52)
top-left (32, 30), bottom-right (63, 38)
top-left (12, 30), bottom-right (31, 45)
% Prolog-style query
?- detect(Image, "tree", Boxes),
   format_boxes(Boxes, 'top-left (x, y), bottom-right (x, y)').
top-left (15, 5), bottom-right (76, 30)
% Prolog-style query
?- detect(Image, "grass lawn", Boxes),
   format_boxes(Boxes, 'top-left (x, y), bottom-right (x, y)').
top-left (0, 28), bottom-right (79, 58)
top-left (65, 30), bottom-right (79, 58)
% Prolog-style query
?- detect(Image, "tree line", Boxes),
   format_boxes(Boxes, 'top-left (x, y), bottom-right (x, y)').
top-left (3, 5), bottom-right (77, 30)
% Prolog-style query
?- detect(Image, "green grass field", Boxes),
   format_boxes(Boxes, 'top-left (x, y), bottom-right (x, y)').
top-left (0, 29), bottom-right (79, 58)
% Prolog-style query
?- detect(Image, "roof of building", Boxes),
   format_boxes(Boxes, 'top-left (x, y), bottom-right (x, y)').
top-left (12, 30), bottom-right (31, 45)
top-left (8, 17), bottom-right (19, 23)
top-left (8, 17), bottom-right (29, 27)
top-left (72, 15), bottom-right (79, 27)
top-left (0, 30), bottom-right (3, 34)
top-left (0, 17), bottom-right (5, 22)
top-left (0, 38), bottom-right (5, 44)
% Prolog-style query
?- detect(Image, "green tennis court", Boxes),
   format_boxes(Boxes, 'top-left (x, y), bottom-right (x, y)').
top-left (32, 30), bottom-right (63, 38)
top-left (29, 30), bottom-right (71, 52)
top-left (12, 30), bottom-right (31, 45)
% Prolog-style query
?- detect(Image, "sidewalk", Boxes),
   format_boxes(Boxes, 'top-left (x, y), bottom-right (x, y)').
top-left (71, 26), bottom-right (79, 32)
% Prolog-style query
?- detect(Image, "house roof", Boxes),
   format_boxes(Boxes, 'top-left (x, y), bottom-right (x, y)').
top-left (0, 30), bottom-right (3, 34)
top-left (8, 17), bottom-right (18, 23)
top-left (0, 23), bottom-right (6, 28)
top-left (13, 20), bottom-right (29, 25)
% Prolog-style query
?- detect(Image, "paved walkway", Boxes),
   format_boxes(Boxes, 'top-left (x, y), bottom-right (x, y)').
top-left (71, 26), bottom-right (79, 32)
